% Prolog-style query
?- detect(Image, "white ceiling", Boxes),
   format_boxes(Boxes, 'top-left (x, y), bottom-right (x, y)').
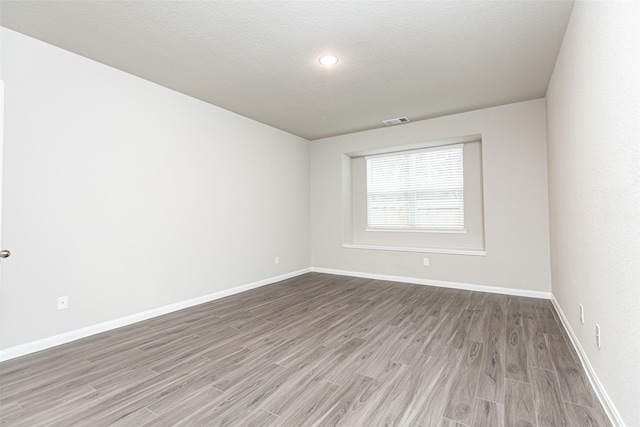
top-left (0, 1), bottom-right (574, 140)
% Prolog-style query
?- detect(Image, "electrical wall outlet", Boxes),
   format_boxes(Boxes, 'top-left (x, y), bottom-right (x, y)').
top-left (579, 304), bottom-right (584, 324)
top-left (595, 324), bottom-right (601, 349)
top-left (57, 296), bottom-right (68, 310)
top-left (275, 256), bottom-right (280, 265)
top-left (423, 258), bottom-right (429, 267)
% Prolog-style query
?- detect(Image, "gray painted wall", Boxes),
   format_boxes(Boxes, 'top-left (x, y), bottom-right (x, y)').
top-left (0, 28), bottom-right (311, 350)
top-left (546, 2), bottom-right (640, 424)
top-left (311, 99), bottom-right (552, 293)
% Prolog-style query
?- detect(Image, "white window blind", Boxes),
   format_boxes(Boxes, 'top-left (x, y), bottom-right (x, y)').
top-left (366, 144), bottom-right (464, 231)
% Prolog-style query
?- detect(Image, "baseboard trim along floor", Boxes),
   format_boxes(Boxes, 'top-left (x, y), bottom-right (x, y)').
top-left (550, 296), bottom-right (625, 427)
top-left (0, 268), bottom-right (312, 362)
top-left (311, 267), bottom-right (552, 300)
top-left (1, 272), bottom-right (615, 426)
top-left (0, 268), bottom-right (623, 426)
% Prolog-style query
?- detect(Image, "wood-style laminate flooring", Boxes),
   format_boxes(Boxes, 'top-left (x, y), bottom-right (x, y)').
top-left (0, 273), bottom-right (612, 426)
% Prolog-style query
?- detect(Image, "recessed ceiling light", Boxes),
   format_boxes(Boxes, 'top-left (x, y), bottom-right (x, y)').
top-left (319, 54), bottom-right (339, 67)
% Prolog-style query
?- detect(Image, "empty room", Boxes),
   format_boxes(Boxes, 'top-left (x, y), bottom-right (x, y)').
top-left (0, 1), bottom-right (638, 426)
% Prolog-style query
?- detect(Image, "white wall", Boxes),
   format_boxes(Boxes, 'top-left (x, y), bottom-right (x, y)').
top-left (0, 28), bottom-right (310, 351)
top-left (545, 2), bottom-right (640, 425)
top-left (311, 99), bottom-right (552, 293)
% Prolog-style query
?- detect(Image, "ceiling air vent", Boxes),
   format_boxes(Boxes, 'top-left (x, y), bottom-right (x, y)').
top-left (382, 117), bottom-right (410, 126)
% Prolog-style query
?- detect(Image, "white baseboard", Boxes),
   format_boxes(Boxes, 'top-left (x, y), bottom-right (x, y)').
top-left (0, 268), bottom-right (311, 362)
top-left (550, 296), bottom-right (625, 427)
top-left (311, 267), bottom-right (551, 299)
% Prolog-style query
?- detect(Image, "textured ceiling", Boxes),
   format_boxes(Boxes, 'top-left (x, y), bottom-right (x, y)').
top-left (0, 1), bottom-right (574, 140)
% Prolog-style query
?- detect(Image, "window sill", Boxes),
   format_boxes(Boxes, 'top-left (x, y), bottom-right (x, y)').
top-left (342, 243), bottom-right (486, 256)
top-left (365, 227), bottom-right (468, 234)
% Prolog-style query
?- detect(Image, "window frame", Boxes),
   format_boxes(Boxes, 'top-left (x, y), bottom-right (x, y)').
top-left (341, 134), bottom-right (485, 255)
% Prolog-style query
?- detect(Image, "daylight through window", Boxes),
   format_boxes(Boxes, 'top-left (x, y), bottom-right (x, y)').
top-left (366, 144), bottom-right (464, 231)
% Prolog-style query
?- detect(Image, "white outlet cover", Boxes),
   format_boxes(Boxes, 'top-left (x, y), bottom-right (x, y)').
top-left (579, 304), bottom-right (584, 324)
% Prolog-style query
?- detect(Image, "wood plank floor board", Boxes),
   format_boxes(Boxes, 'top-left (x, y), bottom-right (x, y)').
top-left (443, 289), bottom-right (471, 314)
top-left (0, 348), bottom-right (92, 387)
top-left (141, 386), bottom-right (225, 427)
top-left (421, 312), bottom-right (458, 357)
top-left (519, 298), bottom-right (539, 323)
top-left (325, 360), bottom-right (408, 427)
top-left (106, 406), bottom-right (158, 427)
top-left (536, 301), bottom-right (563, 336)
top-left (199, 364), bottom-right (289, 427)
top-left (443, 340), bottom-right (484, 425)
top-left (472, 398), bottom-right (505, 427)
top-left (361, 377), bottom-right (414, 426)
top-left (240, 409), bottom-right (280, 427)
top-left (145, 380), bottom-right (221, 417)
top-left (207, 323), bottom-right (281, 351)
top-left (313, 373), bottom-right (375, 427)
top-left (505, 324), bottom-right (529, 383)
top-left (348, 353), bottom-right (442, 427)
top-left (447, 308), bottom-right (476, 350)
top-left (356, 326), bottom-right (408, 379)
top-left (530, 367), bottom-right (570, 427)
top-left (524, 318), bottom-right (554, 371)
top-left (148, 341), bottom-right (220, 375)
top-left (0, 403), bottom-right (23, 426)
top-left (507, 297), bottom-right (524, 327)
top-left (565, 402), bottom-right (614, 427)
top-left (439, 418), bottom-right (467, 426)
top-left (549, 316), bottom-right (581, 365)
top-left (475, 299), bottom-right (506, 404)
top-left (82, 325), bottom-right (191, 364)
top-left (78, 354), bottom-right (235, 425)
top-left (51, 369), bottom-right (211, 426)
top-left (0, 273), bottom-right (612, 426)
top-left (505, 378), bottom-right (537, 427)
top-left (309, 305), bottom-right (360, 331)
top-left (184, 322), bottom-right (238, 343)
top-left (210, 347), bottom-right (287, 392)
top-left (274, 335), bottom-right (333, 368)
top-left (1, 348), bottom-right (148, 409)
top-left (260, 347), bottom-right (333, 416)
top-left (352, 304), bottom-right (400, 340)
top-left (0, 358), bottom-right (95, 405)
top-left (466, 303), bottom-right (490, 343)
top-left (323, 331), bottom-right (390, 385)
top-left (548, 333), bottom-right (598, 408)
top-left (308, 337), bottom-right (367, 382)
top-left (136, 332), bottom-right (203, 361)
top-left (399, 347), bottom-right (461, 427)
top-left (136, 327), bottom-right (205, 353)
top-left (2, 390), bottom-right (103, 427)
top-left (390, 320), bottom-right (430, 366)
top-left (310, 322), bottom-right (359, 351)
top-left (429, 295), bottom-right (451, 317)
top-left (1, 384), bottom-right (95, 426)
top-left (174, 348), bottom-right (254, 391)
top-left (90, 365), bottom-right (159, 395)
top-left (277, 380), bottom-right (340, 426)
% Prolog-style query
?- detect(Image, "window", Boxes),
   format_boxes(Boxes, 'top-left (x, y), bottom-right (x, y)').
top-left (343, 135), bottom-right (484, 254)
top-left (366, 144), bottom-right (464, 231)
